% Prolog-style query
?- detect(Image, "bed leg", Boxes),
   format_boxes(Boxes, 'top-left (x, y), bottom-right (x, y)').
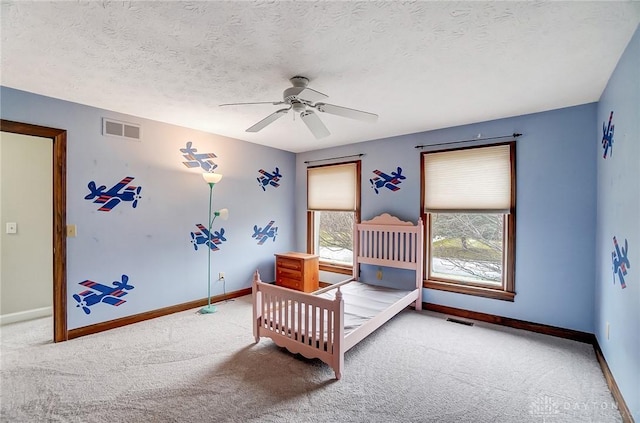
top-left (334, 369), bottom-right (342, 380)
top-left (252, 270), bottom-right (262, 344)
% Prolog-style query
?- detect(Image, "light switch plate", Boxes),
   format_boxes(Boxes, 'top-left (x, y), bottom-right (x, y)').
top-left (67, 224), bottom-right (77, 237)
top-left (6, 222), bottom-right (17, 234)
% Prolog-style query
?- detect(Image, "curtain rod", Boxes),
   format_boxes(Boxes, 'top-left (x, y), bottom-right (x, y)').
top-left (414, 133), bottom-right (522, 149)
top-left (304, 153), bottom-right (365, 164)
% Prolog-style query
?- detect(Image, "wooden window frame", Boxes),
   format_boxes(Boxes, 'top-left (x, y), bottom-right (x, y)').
top-left (306, 161), bottom-right (361, 274)
top-left (421, 142), bottom-right (516, 301)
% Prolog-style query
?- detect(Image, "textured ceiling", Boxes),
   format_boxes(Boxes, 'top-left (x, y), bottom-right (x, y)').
top-left (1, 1), bottom-right (639, 153)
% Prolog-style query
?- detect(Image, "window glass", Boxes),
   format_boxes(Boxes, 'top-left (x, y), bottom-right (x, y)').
top-left (316, 211), bottom-right (354, 266)
top-left (430, 213), bottom-right (503, 286)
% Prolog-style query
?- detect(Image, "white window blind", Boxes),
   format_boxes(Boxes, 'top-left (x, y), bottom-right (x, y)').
top-left (423, 144), bottom-right (512, 213)
top-left (307, 163), bottom-right (358, 211)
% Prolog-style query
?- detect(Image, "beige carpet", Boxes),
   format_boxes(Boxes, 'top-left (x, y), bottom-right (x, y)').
top-left (1, 295), bottom-right (622, 422)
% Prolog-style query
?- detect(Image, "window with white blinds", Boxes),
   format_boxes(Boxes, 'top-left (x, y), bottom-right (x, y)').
top-left (423, 144), bottom-right (512, 213)
top-left (307, 162), bottom-right (358, 211)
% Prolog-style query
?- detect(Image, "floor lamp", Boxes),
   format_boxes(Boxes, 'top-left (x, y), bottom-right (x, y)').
top-left (200, 172), bottom-right (228, 314)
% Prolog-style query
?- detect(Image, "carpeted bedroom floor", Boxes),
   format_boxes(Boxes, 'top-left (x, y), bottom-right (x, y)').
top-left (0, 295), bottom-right (622, 422)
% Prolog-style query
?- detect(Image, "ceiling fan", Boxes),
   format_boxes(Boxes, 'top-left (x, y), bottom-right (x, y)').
top-left (219, 76), bottom-right (378, 139)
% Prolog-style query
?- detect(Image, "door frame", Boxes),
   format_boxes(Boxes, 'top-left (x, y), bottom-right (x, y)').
top-left (1, 119), bottom-right (67, 342)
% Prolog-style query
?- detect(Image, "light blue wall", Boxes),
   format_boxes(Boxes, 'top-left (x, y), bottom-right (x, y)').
top-left (1, 87), bottom-right (296, 330)
top-left (595, 25), bottom-right (640, 421)
top-left (296, 103), bottom-right (598, 333)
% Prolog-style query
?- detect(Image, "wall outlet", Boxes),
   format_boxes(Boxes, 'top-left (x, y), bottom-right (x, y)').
top-left (218, 272), bottom-right (225, 280)
top-left (606, 322), bottom-right (610, 340)
top-left (376, 268), bottom-right (382, 280)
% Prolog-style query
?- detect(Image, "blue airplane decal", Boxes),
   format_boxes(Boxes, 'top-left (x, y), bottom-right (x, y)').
top-left (257, 167), bottom-right (282, 191)
top-left (612, 236), bottom-right (630, 289)
top-left (370, 167), bottom-right (406, 194)
top-left (252, 221), bottom-right (278, 245)
top-left (602, 111), bottom-right (615, 159)
top-left (181, 141), bottom-right (218, 171)
top-left (190, 224), bottom-right (227, 251)
top-left (73, 274), bottom-right (134, 315)
top-left (84, 176), bottom-right (142, 211)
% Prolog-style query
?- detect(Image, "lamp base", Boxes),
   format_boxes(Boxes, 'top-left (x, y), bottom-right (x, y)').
top-left (199, 305), bottom-right (217, 314)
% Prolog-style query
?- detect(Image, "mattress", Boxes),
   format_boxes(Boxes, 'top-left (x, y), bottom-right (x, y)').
top-left (315, 281), bottom-right (412, 335)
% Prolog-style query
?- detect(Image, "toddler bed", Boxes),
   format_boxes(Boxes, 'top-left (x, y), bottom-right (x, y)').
top-left (252, 213), bottom-right (423, 379)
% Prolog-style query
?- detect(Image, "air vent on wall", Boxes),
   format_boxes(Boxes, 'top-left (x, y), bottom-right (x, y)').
top-left (102, 118), bottom-right (141, 141)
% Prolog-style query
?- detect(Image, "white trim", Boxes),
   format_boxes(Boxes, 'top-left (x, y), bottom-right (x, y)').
top-left (0, 306), bottom-right (52, 326)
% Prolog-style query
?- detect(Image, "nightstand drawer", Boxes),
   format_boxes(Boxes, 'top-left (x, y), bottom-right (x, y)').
top-left (276, 276), bottom-right (302, 291)
top-left (277, 265), bottom-right (302, 279)
top-left (276, 258), bottom-right (302, 272)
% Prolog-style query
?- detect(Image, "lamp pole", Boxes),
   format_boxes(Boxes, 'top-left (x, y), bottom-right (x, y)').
top-left (200, 172), bottom-right (223, 314)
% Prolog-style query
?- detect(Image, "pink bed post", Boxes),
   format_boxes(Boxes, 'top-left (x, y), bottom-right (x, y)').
top-left (332, 287), bottom-right (345, 380)
top-left (352, 220), bottom-right (359, 281)
top-left (415, 217), bottom-right (424, 311)
top-left (252, 270), bottom-right (261, 343)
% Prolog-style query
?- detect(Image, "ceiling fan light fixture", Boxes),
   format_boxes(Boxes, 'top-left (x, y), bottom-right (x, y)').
top-left (222, 75), bottom-right (377, 138)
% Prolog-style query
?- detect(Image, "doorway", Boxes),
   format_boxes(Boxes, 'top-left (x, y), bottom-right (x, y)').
top-left (0, 119), bottom-right (67, 342)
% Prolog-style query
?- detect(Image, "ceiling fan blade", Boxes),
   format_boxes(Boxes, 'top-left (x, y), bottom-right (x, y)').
top-left (314, 102), bottom-right (378, 122)
top-left (300, 110), bottom-right (330, 139)
top-left (298, 87), bottom-right (328, 103)
top-left (220, 101), bottom-right (285, 107)
top-left (246, 108), bottom-right (289, 132)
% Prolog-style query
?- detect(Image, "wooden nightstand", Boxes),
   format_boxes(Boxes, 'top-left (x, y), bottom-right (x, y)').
top-left (274, 252), bottom-right (319, 293)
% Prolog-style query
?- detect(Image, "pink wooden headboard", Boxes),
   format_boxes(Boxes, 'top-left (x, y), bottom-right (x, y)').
top-left (353, 213), bottom-right (424, 290)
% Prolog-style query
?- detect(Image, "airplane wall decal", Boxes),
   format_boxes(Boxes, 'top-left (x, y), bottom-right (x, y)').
top-left (190, 224), bottom-right (227, 251)
top-left (602, 111), bottom-right (615, 159)
top-left (252, 221), bottom-right (278, 245)
top-left (257, 167), bottom-right (282, 191)
top-left (612, 236), bottom-right (630, 289)
top-left (84, 176), bottom-right (142, 211)
top-left (370, 167), bottom-right (406, 194)
top-left (73, 274), bottom-right (134, 315)
top-left (181, 141), bottom-right (218, 171)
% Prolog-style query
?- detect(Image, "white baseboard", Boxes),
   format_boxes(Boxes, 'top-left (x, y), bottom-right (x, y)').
top-left (0, 307), bottom-right (52, 326)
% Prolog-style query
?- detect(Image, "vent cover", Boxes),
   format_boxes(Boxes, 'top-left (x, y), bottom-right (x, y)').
top-left (102, 118), bottom-right (141, 141)
top-left (446, 317), bottom-right (474, 326)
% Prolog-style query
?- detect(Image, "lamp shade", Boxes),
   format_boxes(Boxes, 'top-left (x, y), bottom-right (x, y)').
top-left (203, 172), bottom-right (223, 184)
top-left (214, 208), bottom-right (230, 220)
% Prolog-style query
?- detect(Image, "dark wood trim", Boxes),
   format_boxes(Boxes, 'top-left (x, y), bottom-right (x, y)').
top-left (423, 303), bottom-right (594, 344)
top-left (68, 288), bottom-right (251, 340)
top-left (319, 263), bottom-right (353, 275)
top-left (306, 211), bottom-right (313, 254)
top-left (506, 141), bottom-right (516, 293)
top-left (593, 341), bottom-right (635, 423)
top-left (424, 280), bottom-right (516, 302)
top-left (1, 119), bottom-right (67, 342)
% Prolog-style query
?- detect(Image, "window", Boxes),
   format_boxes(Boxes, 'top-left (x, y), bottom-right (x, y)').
top-left (307, 161), bottom-right (360, 274)
top-left (421, 143), bottom-right (515, 300)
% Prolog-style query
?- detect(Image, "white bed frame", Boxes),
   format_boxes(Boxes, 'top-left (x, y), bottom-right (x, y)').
top-left (252, 213), bottom-right (423, 379)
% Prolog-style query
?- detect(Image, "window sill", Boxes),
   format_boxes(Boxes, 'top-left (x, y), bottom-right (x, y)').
top-left (319, 262), bottom-right (353, 275)
top-left (424, 279), bottom-right (515, 302)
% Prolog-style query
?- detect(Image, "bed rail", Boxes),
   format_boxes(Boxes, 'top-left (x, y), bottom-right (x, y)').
top-left (252, 271), bottom-right (345, 379)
